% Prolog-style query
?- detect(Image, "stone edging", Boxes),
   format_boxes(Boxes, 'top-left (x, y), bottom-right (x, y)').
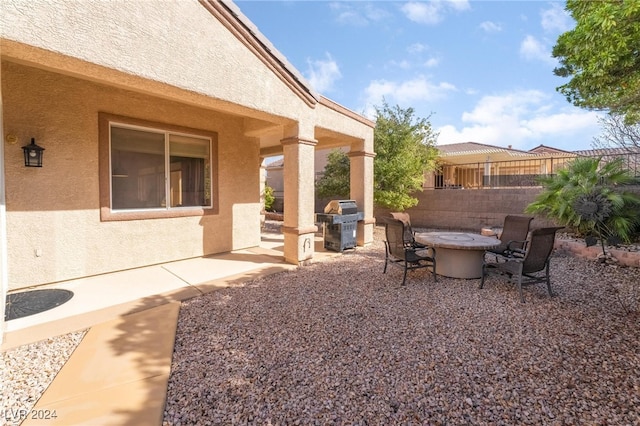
top-left (265, 212), bottom-right (284, 221)
top-left (555, 240), bottom-right (640, 268)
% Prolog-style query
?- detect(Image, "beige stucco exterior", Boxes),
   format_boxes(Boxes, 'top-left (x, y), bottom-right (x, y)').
top-left (3, 62), bottom-right (263, 288)
top-left (0, 0), bottom-right (375, 301)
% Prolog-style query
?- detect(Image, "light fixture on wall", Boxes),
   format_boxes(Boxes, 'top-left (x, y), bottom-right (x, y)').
top-left (22, 138), bottom-right (45, 167)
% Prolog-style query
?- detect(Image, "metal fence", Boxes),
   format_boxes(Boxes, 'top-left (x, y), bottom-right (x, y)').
top-left (431, 152), bottom-right (640, 190)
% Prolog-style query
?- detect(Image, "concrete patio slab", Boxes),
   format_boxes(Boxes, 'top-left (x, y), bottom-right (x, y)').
top-left (2, 231), bottom-right (343, 425)
top-left (1, 234), bottom-right (314, 351)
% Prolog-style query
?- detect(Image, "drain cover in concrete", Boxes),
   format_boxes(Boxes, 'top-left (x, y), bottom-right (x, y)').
top-left (5, 289), bottom-right (74, 321)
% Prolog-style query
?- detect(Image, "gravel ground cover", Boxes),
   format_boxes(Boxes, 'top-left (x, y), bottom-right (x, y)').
top-left (163, 229), bottom-right (640, 425)
top-left (1, 330), bottom-right (86, 424)
top-left (2, 226), bottom-right (639, 426)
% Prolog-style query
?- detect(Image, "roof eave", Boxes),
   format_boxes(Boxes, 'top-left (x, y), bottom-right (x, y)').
top-left (201, 0), bottom-right (319, 108)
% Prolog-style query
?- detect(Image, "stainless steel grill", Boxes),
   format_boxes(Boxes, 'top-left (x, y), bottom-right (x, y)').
top-left (316, 200), bottom-right (363, 252)
top-left (323, 199), bottom-right (358, 215)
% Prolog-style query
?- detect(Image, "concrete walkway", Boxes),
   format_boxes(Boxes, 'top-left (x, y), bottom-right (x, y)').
top-left (22, 302), bottom-right (180, 426)
top-left (3, 232), bottom-right (340, 425)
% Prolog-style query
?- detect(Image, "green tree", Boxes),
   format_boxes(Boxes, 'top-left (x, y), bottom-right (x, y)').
top-left (373, 101), bottom-right (439, 210)
top-left (552, 1), bottom-right (640, 123)
top-left (315, 102), bottom-right (439, 211)
top-left (525, 156), bottom-right (640, 254)
top-left (316, 149), bottom-right (351, 199)
top-left (263, 184), bottom-right (275, 212)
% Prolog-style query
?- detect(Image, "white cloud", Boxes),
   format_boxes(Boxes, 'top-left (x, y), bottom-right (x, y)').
top-left (461, 91), bottom-right (546, 124)
top-left (401, 2), bottom-right (442, 25)
top-left (407, 42), bottom-right (427, 54)
top-left (361, 75), bottom-right (456, 118)
top-left (515, 5), bottom-right (571, 68)
top-left (388, 59), bottom-right (412, 70)
top-left (362, 3), bottom-right (391, 22)
top-left (446, 0), bottom-right (471, 12)
top-left (479, 21), bottom-right (502, 33)
top-left (305, 53), bottom-right (342, 93)
top-left (330, 2), bottom-right (390, 26)
top-left (334, 10), bottom-right (368, 26)
top-left (404, 43), bottom-right (440, 69)
top-left (541, 3), bottom-right (572, 34)
top-left (524, 112), bottom-right (600, 135)
top-left (436, 90), bottom-right (601, 150)
top-left (401, 0), bottom-right (470, 25)
top-left (423, 57), bottom-right (440, 68)
top-left (520, 35), bottom-right (555, 65)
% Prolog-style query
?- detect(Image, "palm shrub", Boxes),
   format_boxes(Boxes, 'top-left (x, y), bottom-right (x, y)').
top-left (525, 156), bottom-right (640, 256)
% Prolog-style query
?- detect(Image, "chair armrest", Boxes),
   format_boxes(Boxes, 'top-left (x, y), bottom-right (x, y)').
top-left (411, 240), bottom-right (427, 249)
top-left (488, 252), bottom-right (511, 263)
top-left (414, 246), bottom-right (436, 259)
top-left (505, 239), bottom-right (527, 257)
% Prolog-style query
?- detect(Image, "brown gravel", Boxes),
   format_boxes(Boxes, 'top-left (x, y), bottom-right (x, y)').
top-left (163, 229), bottom-right (640, 425)
top-left (2, 226), bottom-right (638, 425)
top-left (1, 330), bottom-right (86, 424)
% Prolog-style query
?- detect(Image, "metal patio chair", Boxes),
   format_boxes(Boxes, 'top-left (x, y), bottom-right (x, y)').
top-left (389, 212), bottom-right (426, 249)
top-left (486, 215), bottom-right (534, 257)
top-left (480, 227), bottom-right (563, 302)
top-left (383, 217), bottom-right (436, 285)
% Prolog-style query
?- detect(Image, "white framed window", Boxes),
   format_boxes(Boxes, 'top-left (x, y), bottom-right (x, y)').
top-left (100, 113), bottom-right (217, 221)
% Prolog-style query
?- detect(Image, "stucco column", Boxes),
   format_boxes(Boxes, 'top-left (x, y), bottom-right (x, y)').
top-left (281, 134), bottom-right (318, 264)
top-left (349, 138), bottom-right (375, 247)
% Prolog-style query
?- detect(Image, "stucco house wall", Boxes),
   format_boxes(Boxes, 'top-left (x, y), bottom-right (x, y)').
top-left (3, 62), bottom-right (263, 289)
top-left (1, 0), bottom-right (375, 296)
top-left (1, 0), bottom-right (311, 119)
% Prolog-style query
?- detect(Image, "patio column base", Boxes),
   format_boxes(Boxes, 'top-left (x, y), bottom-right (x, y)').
top-left (282, 226), bottom-right (317, 265)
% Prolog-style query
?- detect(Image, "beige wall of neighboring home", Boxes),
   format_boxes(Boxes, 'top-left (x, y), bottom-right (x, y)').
top-left (0, 0), bottom-right (375, 292)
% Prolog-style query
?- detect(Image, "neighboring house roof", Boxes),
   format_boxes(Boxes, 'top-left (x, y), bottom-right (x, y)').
top-left (444, 142), bottom-right (639, 158)
top-left (529, 144), bottom-right (575, 155)
top-left (438, 142), bottom-right (534, 157)
top-left (266, 159), bottom-right (284, 169)
top-left (574, 147), bottom-right (640, 156)
top-left (437, 141), bottom-right (563, 165)
top-left (439, 142), bottom-right (640, 171)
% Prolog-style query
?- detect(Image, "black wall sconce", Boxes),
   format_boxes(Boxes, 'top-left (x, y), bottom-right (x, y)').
top-left (22, 138), bottom-right (45, 167)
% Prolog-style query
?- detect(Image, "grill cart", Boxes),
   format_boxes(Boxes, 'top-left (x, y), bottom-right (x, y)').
top-left (315, 200), bottom-right (364, 252)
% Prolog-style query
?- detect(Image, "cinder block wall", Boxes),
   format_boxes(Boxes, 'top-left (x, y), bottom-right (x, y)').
top-left (375, 188), bottom-right (557, 231)
top-left (376, 186), bottom-right (640, 232)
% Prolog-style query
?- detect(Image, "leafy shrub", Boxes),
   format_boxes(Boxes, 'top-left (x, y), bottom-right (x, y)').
top-left (264, 185), bottom-right (275, 212)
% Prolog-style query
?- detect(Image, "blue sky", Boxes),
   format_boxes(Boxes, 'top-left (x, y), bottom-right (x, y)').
top-left (235, 0), bottom-right (603, 152)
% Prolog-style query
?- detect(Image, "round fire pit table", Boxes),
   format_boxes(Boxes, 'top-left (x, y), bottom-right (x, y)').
top-left (415, 232), bottom-right (500, 279)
